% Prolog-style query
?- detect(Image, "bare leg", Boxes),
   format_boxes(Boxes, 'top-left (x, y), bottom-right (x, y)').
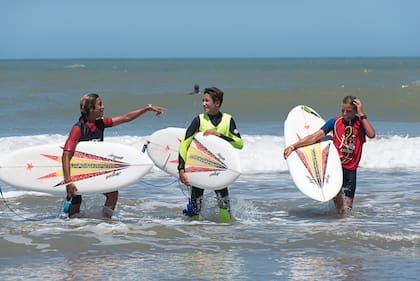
top-left (333, 189), bottom-right (344, 213)
top-left (341, 168), bottom-right (356, 215)
top-left (345, 196), bottom-right (354, 209)
top-left (103, 191), bottom-right (118, 218)
top-left (68, 195), bottom-right (82, 218)
top-left (69, 204), bottom-right (81, 218)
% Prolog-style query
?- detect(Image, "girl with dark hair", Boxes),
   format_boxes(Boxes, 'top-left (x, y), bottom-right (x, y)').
top-left (62, 93), bottom-right (166, 218)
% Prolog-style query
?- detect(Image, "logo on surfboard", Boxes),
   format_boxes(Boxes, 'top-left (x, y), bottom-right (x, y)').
top-left (36, 149), bottom-right (129, 187)
top-left (169, 137), bottom-right (228, 174)
top-left (295, 141), bottom-right (331, 189)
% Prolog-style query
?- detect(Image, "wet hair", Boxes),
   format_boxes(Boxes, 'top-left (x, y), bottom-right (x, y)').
top-left (203, 87), bottom-right (224, 106)
top-left (342, 95), bottom-right (357, 111)
top-left (80, 93), bottom-right (99, 121)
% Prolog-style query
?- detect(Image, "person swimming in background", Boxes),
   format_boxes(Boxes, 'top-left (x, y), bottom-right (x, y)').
top-left (62, 93), bottom-right (166, 218)
top-left (178, 87), bottom-right (243, 222)
top-left (189, 84), bottom-right (201, 95)
top-left (283, 96), bottom-right (375, 215)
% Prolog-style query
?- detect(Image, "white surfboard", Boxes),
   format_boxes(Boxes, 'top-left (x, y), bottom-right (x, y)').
top-left (146, 127), bottom-right (241, 190)
top-left (0, 142), bottom-right (153, 195)
top-left (284, 105), bottom-right (343, 202)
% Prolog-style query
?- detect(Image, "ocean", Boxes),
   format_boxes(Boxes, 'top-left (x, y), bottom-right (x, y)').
top-left (0, 58), bottom-right (419, 280)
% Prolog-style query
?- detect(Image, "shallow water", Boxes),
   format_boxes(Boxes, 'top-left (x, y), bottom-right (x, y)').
top-left (1, 58), bottom-right (419, 280)
top-left (1, 168), bottom-right (419, 280)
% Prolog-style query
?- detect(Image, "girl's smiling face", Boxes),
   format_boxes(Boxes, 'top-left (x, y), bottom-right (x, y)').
top-left (91, 97), bottom-right (105, 119)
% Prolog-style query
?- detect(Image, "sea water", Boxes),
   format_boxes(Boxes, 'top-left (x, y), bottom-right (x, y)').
top-left (0, 58), bottom-right (419, 280)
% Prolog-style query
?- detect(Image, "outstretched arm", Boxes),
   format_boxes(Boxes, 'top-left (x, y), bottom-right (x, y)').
top-left (112, 104), bottom-right (167, 126)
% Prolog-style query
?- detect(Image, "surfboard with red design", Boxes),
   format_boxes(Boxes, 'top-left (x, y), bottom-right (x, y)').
top-left (0, 142), bottom-right (153, 195)
top-left (145, 127), bottom-right (241, 190)
top-left (284, 105), bottom-right (342, 202)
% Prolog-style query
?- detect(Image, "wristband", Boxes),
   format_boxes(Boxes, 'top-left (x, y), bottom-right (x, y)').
top-left (360, 115), bottom-right (367, 120)
top-left (289, 145), bottom-right (295, 151)
top-left (147, 104), bottom-right (152, 110)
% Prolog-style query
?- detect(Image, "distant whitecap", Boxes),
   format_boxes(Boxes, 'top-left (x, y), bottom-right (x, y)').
top-left (64, 64), bottom-right (86, 69)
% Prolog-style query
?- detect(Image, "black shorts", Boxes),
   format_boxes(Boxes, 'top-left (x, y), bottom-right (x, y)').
top-left (342, 168), bottom-right (357, 198)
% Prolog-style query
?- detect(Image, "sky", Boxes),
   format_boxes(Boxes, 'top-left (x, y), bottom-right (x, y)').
top-left (1, 0), bottom-right (420, 59)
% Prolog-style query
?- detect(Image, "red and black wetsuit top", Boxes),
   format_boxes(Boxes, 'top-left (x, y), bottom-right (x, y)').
top-left (63, 117), bottom-right (113, 152)
top-left (78, 119), bottom-right (105, 141)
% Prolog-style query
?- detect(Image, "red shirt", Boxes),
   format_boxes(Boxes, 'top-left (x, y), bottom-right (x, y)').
top-left (332, 116), bottom-right (366, 170)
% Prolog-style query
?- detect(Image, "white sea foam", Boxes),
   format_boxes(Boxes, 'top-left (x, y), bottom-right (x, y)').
top-left (0, 134), bottom-right (418, 177)
top-left (63, 63), bottom-right (86, 69)
top-left (0, 190), bottom-right (50, 198)
top-left (361, 136), bottom-right (420, 169)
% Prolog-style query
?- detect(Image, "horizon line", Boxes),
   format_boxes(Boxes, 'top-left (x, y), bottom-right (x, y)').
top-left (1, 55), bottom-right (420, 61)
